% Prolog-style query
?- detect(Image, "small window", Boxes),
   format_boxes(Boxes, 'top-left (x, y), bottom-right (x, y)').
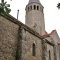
top-left (34, 5), bottom-right (36, 10)
top-left (28, 7), bottom-right (29, 11)
top-left (30, 6), bottom-right (32, 10)
top-left (42, 9), bottom-right (43, 13)
top-left (32, 43), bottom-right (36, 56)
top-left (37, 6), bottom-right (39, 10)
top-left (40, 7), bottom-right (43, 13)
top-left (49, 50), bottom-right (51, 60)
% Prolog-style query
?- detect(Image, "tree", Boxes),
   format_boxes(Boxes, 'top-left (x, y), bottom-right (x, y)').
top-left (57, 3), bottom-right (60, 9)
top-left (0, 0), bottom-right (11, 14)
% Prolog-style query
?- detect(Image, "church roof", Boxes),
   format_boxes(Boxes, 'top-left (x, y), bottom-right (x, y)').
top-left (29, 0), bottom-right (40, 4)
top-left (42, 30), bottom-right (56, 38)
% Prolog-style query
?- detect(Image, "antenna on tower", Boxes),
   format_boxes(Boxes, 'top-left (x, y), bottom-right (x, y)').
top-left (17, 10), bottom-right (19, 20)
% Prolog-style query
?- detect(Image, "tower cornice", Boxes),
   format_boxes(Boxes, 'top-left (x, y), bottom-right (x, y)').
top-left (29, 0), bottom-right (40, 4)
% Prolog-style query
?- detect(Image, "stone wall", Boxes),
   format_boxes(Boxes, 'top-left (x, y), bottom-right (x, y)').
top-left (46, 43), bottom-right (54, 60)
top-left (0, 14), bottom-right (59, 60)
top-left (58, 45), bottom-right (60, 60)
top-left (0, 14), bottom-right (43, 60)
top-left (25, 31), bottom-right (42, 60)
top-left (0, 16), bottom-right (19, 60)
top-left (50, 31), bottom-right (60, 60)
top-left (25, 3), bottom-right (45, 35)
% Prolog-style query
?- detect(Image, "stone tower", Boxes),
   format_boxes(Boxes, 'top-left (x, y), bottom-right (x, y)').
top-left (25, 0), bottom-right (45, 35)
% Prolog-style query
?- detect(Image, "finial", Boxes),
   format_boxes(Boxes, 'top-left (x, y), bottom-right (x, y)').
top-left (17, 10), bottom-right (19, 20)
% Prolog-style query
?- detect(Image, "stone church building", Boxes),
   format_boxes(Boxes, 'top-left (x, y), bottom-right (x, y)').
top-left (0, 0), bottom-right (60, 60)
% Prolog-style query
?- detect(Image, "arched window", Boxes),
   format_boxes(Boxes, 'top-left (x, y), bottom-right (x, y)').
top-left (28, 7), bottom-right (29, 11)
top-left (42, 9), bottom-right (43, 13)
top-left (37, 6), bottom-right (39, 10)
top-left (30, 6), bottom-right (32, 10)
top-left (40, 7), bottom-right (43, 13)
top-left (32, 43), bottom-right (36, 56)
top-left (34, 5), bottom-right (36, 10)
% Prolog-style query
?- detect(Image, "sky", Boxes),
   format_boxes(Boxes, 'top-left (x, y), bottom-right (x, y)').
top-left (2, 0), bottom-right (60, 37)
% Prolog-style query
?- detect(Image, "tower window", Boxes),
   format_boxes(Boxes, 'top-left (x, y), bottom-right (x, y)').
top-left (32, 43), bottom-right (36, 56)
top-left (42, 9), bottom-right (43, 13)
top-left (40, 7), bottom-right (43, 13)
top-left (30, 6), bottom-right (32, 10)
top-left (37, 6), bottom-right (39, 10)
top-left (34, 5), bottom-right (36, 10)
top-left (28, 7), bottom-right (29, 11)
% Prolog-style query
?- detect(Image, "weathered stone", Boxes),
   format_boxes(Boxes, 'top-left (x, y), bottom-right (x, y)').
top-left (0, 16), bottom-right (19, 60)
top-left (0, 0), bottom-right (59, 60)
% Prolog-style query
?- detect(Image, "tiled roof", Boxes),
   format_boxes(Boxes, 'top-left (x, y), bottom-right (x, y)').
top-left (42, 30), bottom-right (56, 38)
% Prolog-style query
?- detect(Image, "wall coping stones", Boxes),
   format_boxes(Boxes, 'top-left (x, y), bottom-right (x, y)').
top-left (0, 13), bottom-right (54, 46)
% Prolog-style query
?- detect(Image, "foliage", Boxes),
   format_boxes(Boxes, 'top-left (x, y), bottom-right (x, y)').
top-left (0, 0), bottom-right (11, 14)
top-left (57, 3), bottom-right (60, 9)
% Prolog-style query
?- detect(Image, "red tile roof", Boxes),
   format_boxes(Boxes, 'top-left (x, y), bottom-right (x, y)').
top-left (42, 30), bottom-right (56, 38)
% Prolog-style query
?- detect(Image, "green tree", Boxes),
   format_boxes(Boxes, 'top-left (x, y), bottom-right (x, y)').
top-left (0, 0), bottom-right (11, 14)
top-left (57, 3), bottom-right (60, 9)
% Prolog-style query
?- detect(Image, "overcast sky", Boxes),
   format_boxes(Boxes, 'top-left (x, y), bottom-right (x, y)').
top-left (3, 0), bottom-right (60, 37)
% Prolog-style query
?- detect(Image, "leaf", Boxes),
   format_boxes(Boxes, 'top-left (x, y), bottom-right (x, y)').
top-left (0, 8), bottom-right (4, 13)
top-left (1, 0), bottom-right (4, 3)
top-left (0, 0), bottom-right (11, 14)
top-left (6, 4), bottom-right (10, 7)
top-left (57, 3), bottom-right (60, 9)
top-left (4, 6), bottom-right (11, 13)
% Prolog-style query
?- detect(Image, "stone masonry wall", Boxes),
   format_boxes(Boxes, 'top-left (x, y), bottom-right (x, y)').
top-left (25, 31), bottom-right (42, 60)
top-left (46, 43), bottom-right (54, 60)
top-left (25, 3), bottom-right (45, 35)
top-left (0, 16), bottom-right (19, 60)
top-left (58, 45), bottom-right (60, 60)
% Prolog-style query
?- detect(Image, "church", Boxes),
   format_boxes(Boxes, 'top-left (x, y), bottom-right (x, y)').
top-left (0, 0), bottom-right (60, 60)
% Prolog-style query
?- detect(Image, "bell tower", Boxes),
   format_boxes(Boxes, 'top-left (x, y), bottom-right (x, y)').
top-left (25, 0), bottom-right (45, 35)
